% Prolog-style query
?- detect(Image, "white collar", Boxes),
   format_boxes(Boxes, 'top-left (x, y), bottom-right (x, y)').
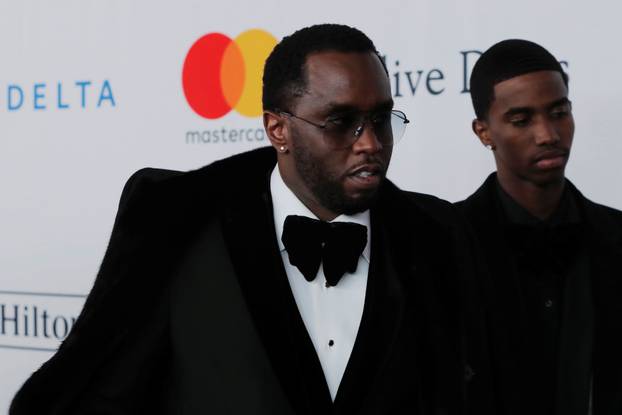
top-left (270, 165), bottom-right (371, 262)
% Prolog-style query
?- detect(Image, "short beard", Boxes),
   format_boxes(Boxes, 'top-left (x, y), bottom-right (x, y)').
top-left (292, 144), bottom-right (382, 215)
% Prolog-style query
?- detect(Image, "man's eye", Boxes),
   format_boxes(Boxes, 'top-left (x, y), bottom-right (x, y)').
top-left (327, 115), bottom-right (356, 130)
top-left (371, 111), bottom-right (391, 125)
top-left (551, 107), bottom-right (570, 119)
top-left (510, 118), bottom-right (529, 127)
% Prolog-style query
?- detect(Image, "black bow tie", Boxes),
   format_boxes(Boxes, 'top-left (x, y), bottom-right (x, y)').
top-left (281, 215), bottom-right (367, 287)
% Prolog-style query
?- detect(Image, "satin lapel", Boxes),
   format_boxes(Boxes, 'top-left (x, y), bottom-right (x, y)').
top-left (337, 183), bottom-right (464, 414)
top-left (220, 170), bottom-right (332, 415)
top-left (459, 175), bottom-right (528, 400)
top-left (577, 191), bottom-right (622, 413)
top-left (333, 207), bottom-right (406, 414)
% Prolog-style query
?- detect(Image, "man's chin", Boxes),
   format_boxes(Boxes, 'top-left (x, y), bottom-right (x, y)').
top-left (310, 176), bottom-right (383, 217)
top-left (337, 188), bottom-right (381, 215)
top-left (527, 168), bottom-right (567, 187)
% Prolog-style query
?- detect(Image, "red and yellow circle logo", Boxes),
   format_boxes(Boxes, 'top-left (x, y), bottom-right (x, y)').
top-left (182, 29), bottom-right (277, 119)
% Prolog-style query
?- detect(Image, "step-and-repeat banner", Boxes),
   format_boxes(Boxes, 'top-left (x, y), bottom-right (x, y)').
top-left (1, 0), bottom-right (620, 410)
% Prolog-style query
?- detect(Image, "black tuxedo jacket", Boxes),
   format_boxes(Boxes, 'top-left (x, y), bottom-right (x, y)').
top-left (11, 147), bottom-right (492, 414)
top-left (456, 173), bottom-right (622, 415)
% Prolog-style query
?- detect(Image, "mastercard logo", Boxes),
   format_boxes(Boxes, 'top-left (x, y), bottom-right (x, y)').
top-left (182, 29), bottom-right (278, 119)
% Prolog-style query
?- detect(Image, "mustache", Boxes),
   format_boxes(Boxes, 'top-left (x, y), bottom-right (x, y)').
top-left (347, 157), bottom-right (388, 175)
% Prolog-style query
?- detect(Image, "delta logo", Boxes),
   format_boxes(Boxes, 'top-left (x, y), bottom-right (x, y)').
top-left (182, 29), bottom-right (277, 119)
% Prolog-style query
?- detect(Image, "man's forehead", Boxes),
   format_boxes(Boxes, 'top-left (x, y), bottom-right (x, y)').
top-left (304, 50), bottom-right (383, 79)
top-left (299, 51), bottom-right (391, 108)
top-left (492, 70), bottom-right (568, 108)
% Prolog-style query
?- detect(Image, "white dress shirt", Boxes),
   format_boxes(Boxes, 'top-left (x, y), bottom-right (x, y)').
top-left (270, 166), bottom-right (370, 401)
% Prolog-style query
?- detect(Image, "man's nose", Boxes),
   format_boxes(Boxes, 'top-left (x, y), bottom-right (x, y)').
top-left (534, 119), bottom-right (560, 146)
top-left (352, 121), bottom-right (383, 153)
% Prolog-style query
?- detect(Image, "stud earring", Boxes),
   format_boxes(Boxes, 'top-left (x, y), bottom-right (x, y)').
top-left (279, 146), bottom-right (287, 153)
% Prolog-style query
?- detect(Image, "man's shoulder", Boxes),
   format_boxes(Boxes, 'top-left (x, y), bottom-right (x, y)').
top-left (127, 146), bottom-right (275, 189)
top-left (564, 179), bottom-right (621, 220)
top-left (576, 191), bottom-right (622, 233)
top-left (109, 147), bottom-right (276, 234)
top-left (380, 181), bottom-right (461, 229)
top-left (121, 147), bottom-right (275, 202)
top-left (402, 190), bottom-right (456, 219)
top-left (454, 174), bottom-right (496, 211)
top-left (581, 196), bottom-right (622, 219)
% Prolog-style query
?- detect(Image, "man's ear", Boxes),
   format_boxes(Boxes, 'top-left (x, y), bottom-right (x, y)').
top-left (472, 118), bottom-right (494, 149)
top-left (264, 110), bottom-right (289, 152)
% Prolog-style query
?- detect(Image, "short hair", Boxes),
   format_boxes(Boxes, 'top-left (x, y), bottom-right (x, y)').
top-left (262, 23), bottom-right (387, 112)
top-left (469, 39), bottom-right (569, 120)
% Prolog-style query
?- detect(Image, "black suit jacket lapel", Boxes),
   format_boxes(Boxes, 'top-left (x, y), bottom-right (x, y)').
top-left (220, 159), bottom-right (333, 415)
top-left (337, 183), bottom-right (465, 414)
top-left (333, 204), bottom-right (407, 415)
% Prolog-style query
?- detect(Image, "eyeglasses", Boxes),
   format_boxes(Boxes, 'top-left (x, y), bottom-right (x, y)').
top-left (279, 109), bottom-right (410, 149)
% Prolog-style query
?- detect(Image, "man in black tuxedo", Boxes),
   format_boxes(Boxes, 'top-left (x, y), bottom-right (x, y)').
top-left (457, 39), bottom-right (622, 415)
top-left (11, 24), bottom-right (488, 414)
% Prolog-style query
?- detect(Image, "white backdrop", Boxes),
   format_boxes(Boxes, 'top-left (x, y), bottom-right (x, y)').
top-left (1, 0), bottom-right (621, 410)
